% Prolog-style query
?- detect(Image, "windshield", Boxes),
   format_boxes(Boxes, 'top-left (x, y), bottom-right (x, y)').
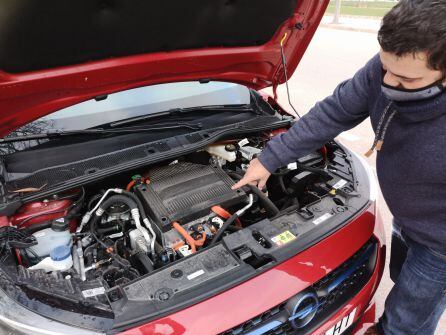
top-left (1, 81), bottom-right (251, 154)
top-left (27, 81), bottom-right (250, 132)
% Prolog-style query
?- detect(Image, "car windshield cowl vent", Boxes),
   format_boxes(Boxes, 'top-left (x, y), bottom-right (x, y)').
top-left (1, 117), bottom-right (287, 208)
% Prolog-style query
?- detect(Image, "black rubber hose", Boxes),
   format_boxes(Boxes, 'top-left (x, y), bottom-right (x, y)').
top-left (89, 213), bottom-right (102, 236)
top-left (243, 185), bottom-right (279, 217)
top-left (277, 174), bottom-right (290, 195)
top-left (272, 163), bottom-right (330, 178)
top-left (83, 243), bottom-right (98, 265)
top-left (66, 201), bottom-right (83, 220)
top-left (210, 213), bottom-right (239, 246)
top-left (90, 194), bottom-right (138, 235)
top-left (96, 225), bottom-right (121, 235)
top-left (295, 163), bottom-right (331, 178)
top-left (100, 194), bottom-right (138, 211)
top-left (135, 252), bottom-right (154, 273)
top-left (228, 172), bottom-right (279, 217)
top-left (88, 193), bottom-right (104, 211)
top-left (244, 185), bottom-right (279, 217)
top-left (121, 190), bottom-right (148, 220)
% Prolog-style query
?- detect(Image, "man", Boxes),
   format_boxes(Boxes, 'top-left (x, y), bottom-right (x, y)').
top-left (232, 1), bottom-right (446, 334)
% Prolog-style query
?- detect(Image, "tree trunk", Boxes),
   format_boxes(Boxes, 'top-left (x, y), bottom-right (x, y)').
top-left (332, 0), bottom-right (341, 24)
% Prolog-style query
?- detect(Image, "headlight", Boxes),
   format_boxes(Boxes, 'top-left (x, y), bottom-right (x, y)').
top-left (0, 288), bottom-right (103, 335)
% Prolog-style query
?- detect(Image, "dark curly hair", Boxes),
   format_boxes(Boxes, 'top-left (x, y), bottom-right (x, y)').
top-left (378, 0), bottom-right (446, 73)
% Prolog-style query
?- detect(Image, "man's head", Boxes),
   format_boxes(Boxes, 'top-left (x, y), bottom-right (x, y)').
top-left (378, 0), bottom-right (446, 90)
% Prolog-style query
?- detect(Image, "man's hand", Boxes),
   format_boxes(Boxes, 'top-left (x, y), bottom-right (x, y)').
top-left (231, 158), bottom-right (271, 190)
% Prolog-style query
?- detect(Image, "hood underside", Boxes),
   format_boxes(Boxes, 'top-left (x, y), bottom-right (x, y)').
top-left (0, 0), bottom-right (328, 136)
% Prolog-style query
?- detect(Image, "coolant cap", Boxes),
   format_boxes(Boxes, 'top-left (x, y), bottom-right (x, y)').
top-left (51, 218), bottom-right (69, 232)
top-left (50, 245), bottom-right (71, 261)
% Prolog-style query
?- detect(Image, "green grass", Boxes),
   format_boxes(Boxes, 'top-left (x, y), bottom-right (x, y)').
top-left (331, 1), bottom-right (396, 8)
top-left (326, 1), bottom-right (396, 17)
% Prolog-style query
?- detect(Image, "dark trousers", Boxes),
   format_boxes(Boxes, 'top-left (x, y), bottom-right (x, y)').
top-left (378, 225), bottom-right (446, 335)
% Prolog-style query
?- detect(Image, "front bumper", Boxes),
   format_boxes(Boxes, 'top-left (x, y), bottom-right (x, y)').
top-left (120, 198), bottom-right (385, 335)
top-left (0, 286), bottom-right (104, 335)
top-left (305, 240), bottom-right (385, 335)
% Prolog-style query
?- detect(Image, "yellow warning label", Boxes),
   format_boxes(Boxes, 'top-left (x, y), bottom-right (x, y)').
top-left (271, 230), bottom-right (296, 246)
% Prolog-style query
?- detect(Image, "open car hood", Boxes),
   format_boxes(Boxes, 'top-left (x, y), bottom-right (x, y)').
top-left (0, 0), bottom-right (328, 137)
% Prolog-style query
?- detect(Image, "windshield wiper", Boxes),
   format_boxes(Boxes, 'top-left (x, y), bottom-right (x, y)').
top-left (0, 122), bottom-right (202, 143)
top-left (109, 104), bottom-right (256, 128)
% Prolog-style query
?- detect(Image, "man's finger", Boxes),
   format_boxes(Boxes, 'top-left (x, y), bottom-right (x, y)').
top-left (232, 176), bottom-right (258, 189)
top-left (231, 179), bottom-right (247, 190)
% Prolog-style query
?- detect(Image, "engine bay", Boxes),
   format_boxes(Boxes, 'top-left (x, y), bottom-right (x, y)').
top-left (0, 133), bottom-right (367, 323)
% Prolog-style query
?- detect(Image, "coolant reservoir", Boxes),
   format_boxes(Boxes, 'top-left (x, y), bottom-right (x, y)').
top-left (30, 221), bottom-right (72, 258)
top-left (29, 245), bottom-right (73, 272)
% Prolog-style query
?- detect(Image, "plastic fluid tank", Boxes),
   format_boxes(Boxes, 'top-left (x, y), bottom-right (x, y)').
top-left (30, 226), bottom-right (72, 258)
top-left (29, 245), bottom-right (73, 272)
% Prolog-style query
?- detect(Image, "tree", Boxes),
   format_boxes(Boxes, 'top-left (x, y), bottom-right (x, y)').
top-left (332, 0), bottom-right (342, 24)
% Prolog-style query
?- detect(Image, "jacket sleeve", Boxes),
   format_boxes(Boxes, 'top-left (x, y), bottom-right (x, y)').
top-left (258, 55), bottom-right (379, 173)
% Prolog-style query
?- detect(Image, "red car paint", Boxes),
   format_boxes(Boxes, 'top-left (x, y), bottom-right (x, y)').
top-left (350, 302), bottom-right (377, 335)
top-left (0, 199), bottom-right (76, 233)
top-left (119, 202), bottom-right (385, 335)
top-left (8, 199), bottom-right (72, 228)
top-left (0, 0), bottom-right (329, 137)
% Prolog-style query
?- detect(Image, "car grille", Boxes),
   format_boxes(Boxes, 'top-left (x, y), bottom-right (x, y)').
top-left (220, 239), bottom-right (378, 335)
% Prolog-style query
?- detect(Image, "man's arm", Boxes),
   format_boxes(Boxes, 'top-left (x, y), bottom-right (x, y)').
top-left (233, 55), bottom-right (379, 190)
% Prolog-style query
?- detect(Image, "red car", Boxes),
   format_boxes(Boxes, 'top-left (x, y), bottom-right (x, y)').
top-left (0, 1), bottom-right (385, 334)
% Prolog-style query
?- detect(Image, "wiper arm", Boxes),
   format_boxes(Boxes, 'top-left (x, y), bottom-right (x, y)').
top-left (0, 122), bottom-right (202, 143)
top-left (109, 104), bottom-right (256, 128)
top-left (179, 104), bottom-right (254, 112)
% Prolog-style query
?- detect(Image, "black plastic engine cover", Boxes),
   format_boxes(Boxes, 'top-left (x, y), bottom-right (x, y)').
top-left (135, 162), bottom-right (246, 232)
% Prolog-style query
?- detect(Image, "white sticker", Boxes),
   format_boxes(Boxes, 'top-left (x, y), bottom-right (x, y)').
top-left (82, 287), bottom-right (106, 298)
top-left (313, 213), bottom-right (333, 225)
top-left (187, 269), bottom-right (205, 280)
top-left (238, 138), bottom-right (249, 147)
top-left (332, 179), bottom-right (348, 190)
top-left (287, 162), bottom-right (298, 170)
top-left (325, 308), bottom-right (356, 335)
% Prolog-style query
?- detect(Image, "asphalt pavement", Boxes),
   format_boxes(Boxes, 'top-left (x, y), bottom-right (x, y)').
top-left (263, 25), bottom-right (446, 334)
